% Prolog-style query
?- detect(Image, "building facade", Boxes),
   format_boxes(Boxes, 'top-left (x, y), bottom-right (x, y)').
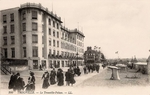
top-left (84, 47), bottom-right (103, 64)
top-left (0, 3), bottom-right (85, 69)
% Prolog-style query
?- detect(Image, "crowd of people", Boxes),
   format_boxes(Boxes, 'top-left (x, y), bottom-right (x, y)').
top-left (8, 64), bottom-right (101, 93)
top-left (83, 64), bottom-right (100, 74)
top-left (8, 71), bottom-right (35, 93)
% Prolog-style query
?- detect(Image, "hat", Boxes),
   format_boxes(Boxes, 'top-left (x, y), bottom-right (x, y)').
top-left (30, 72), bottom-right (34, 76)
top-left (16, 73), bottom-right (20, 76)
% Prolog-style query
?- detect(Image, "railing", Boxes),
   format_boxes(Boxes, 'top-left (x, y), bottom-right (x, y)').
top-left (1, 64), bottom-right (11, 75)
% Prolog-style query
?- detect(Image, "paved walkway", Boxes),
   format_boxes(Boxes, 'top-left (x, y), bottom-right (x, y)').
top-left (1, 65), bottom-right (105, 89)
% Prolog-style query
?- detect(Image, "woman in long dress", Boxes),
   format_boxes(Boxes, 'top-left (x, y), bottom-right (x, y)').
top-left (57, 69), bottom-right (64, 86)
top-left (28, 72), bottom-right (35, 91)
top-left (50, 70), bottom-right (56, 85)
top-left (42, 71), bottom-right (50, 89)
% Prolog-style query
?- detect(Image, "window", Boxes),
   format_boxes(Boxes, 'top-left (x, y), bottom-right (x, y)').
top-left (42, 36), bottom-right (44, 44)
top-left (4, 48), bottom-right (7, 58)
top-left (23, 47), bottom-right (26, 57)
top-left (32, 46), bottom-right (38, 57)
top-left (23, 35), bottom-right (26, 43)
top-left (32, 23), bottom-right (37, 31)
top-left (49, 18), bottom-right (51, 25)
top-left (57, 41), bottom-right (59, 47)
top-left (53, 21), bottom-right (55, 27)
top-left (42, 14), bottom-right (44, 21)
top-left (22, 23), bottom-right (26, 31)
top-left (62, 32), bottom-right (64, 39)
top-left (11, 48), bottom-right (15, 58)
top-left (57, 32), bottom-right (59, 38)
top-left (22, 11), bottom-right (26, 20)
top-left (49, 39), bottom-right (51, 46)
top-left (10, 25), bottom-right (14, 33)
top-left (57, 23), bottom-right (59, 29)
top-left (53, 50), bottom-right (55, 55)
top-left (3, 26), bottom-right (7, 34)
top-left (32, 11), bottom-right (37, 19)
top-left (53, 40), bottom-right (55, 47)
top-left (53, 30), bottom-right (55, 37)
top-left (57, 51), bottom-right (59, 55)
top-left (61, 51), bottom-right (63, 56)
top-left (11, 36), bottom-right (15, 44)
top-left (3, 15), bottom-right (7, 23)
top-left (10, 13), bottom-right (14, 22)
top-left (42, 24), bottom-right (44, 32)
top-left (42, 48), bottom-right (44, 57)
top-left (49, 49), bottom-right (51, 55)
top-left (32, 34), bottom-right (38, 43)
top-left (49, 28), bottom-right (51, 35)
top-left (3, 37), bottom-right (7, 45)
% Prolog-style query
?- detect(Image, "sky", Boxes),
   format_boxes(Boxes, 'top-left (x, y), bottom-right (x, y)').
top-left (0, 0), bottom-right (150, 59)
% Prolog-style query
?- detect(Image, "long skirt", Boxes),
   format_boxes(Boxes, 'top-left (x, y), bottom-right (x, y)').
top-left (42, 79), bottom-right (49, 89)
top-left (50, 77), bottom-right (56, 85)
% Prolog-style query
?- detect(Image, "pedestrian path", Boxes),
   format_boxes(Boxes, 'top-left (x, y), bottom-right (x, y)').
top-left (1, 65), bottom-right (106, 89)
top-left (74, 67), bottom-right (106, 86)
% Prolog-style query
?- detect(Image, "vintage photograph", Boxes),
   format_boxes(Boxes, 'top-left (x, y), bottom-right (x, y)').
top-left (0, 0), bottom-right (150, 95)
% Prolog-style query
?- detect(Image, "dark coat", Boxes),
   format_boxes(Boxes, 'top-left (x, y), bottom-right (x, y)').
top-left (57, 72), bottom-right (64, 86)
top-left (15, 77), bottom-right (25, 91)
top-left (8, 74), bottom-right (17, 89)
top-left (42, 72), bottom-right (50, 89)
top-left (50, 71), bottom-right (56, 85)
top-left (96, 65), bottom-right (100, 72)
top-left (76, 67), bottom-right (81, 76)
top-left (65, 71), bottom-right (71, 81)
top-left (83, 67), bottom-right (87, 74)
top-left (70, 73), bottom-right (75, 84)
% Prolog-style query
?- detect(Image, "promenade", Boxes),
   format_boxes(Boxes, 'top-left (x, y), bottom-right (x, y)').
top-left (1, 65), bottom-right (104, 89)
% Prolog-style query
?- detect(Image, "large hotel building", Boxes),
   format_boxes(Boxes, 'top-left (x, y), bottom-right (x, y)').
top-left (0, 3), bottom-right (85, 70)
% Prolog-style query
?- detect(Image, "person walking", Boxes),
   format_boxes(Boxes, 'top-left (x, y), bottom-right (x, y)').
top-left (96, 64), bottom-right (100, 73)
top-left (70, 70), bottom-right (75, 86)
top-left (28, 71), bottom-right (35, 91)
top-left (50, 70), bottom-right (56, 85)
top-left (15, 73), bottom-right (25, 92)
top-left (83, 66), bottom-right (87, 74)
top-left (42, 71), bottom-right (50, 89)
top-left (57, 68), bottom-right (64, 86)
top-left (65, 69), bottom-right (71, 86)
top-left (8, 72), bottom-right (17, 90)
top-left (87, 65), bottom-right (90, 73)
top-left (76, 66), bottom-right (81, 76)
top-left (39, 65), bottom-right (42, 70)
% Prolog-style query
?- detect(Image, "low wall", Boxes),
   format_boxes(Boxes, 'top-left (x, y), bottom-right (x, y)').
top-left (9, 66), bottom-right (29, 72)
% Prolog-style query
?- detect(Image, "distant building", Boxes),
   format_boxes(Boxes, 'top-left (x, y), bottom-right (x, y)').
top-left (0, 3), bottom-right (85, 70)
top-left (84, 47), bottom-right (104, 64)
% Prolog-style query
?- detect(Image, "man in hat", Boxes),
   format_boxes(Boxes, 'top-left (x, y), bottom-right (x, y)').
top-left (15, 73), bottom-right (25, 92)
top-left (8, 72), bottom-right (17, 90)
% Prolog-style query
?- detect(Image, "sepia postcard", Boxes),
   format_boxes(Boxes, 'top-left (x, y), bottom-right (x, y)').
top-left (0, 0), bottom-right (150, 95)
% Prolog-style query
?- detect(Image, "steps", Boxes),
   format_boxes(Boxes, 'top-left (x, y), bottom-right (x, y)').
top-left (1, 64), bottom-right (11, 75)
